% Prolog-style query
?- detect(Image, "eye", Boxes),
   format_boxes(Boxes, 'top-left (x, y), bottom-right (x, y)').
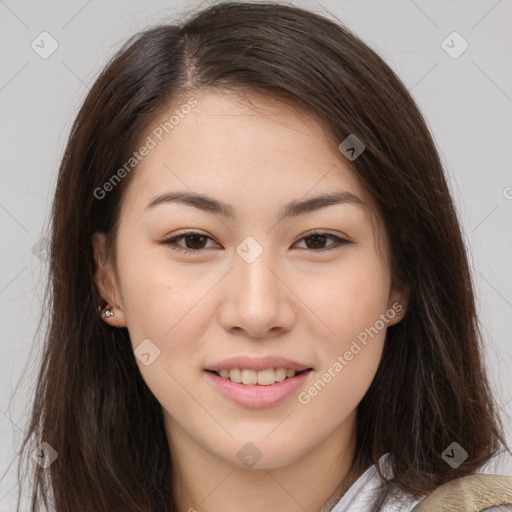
top-left (161, 231), bottom-right (219, 255)
top-left (293, 230), bottom-right (351, 252)
top-left (161, 230), bottom-right (351, 256)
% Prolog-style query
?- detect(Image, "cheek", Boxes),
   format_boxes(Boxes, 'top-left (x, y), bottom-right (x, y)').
top-left (115, 240), bottom-right (227, 400)
top-left (301, 251), bottom-right (391, 343)
top-left (116, 228), bottom-right (189, 318)
top-left (298, 297), bottom-right (389, 428)
top-left (296, 252), bottom-right (391, 404)
top-left (299, 337), bottom-right (384, 432)
top-left (115, 248), bottom-right (213, 417)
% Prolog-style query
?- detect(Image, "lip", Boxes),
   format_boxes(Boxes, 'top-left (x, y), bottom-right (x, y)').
top-left (204, 369), bottom-right (312, 408)
top-left (205, 355), bottom-right (312, 372)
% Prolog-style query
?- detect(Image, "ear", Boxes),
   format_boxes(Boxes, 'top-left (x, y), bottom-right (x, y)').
top-left (91, 232), bottom-right (126, 328)
top-left (386, 281), bottom-right (409, 327)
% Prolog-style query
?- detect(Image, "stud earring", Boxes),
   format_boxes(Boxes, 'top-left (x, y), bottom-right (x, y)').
top-left (103, 306), bottom-right (115, 318)
top-left (99, 304), bottom-right (121, 318)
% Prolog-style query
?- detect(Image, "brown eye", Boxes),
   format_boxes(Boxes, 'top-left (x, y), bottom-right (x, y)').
top-left (303, 233), bottom-right (330, 249)
top-left (294, 231), bottom-right (350, 252)
top-left (181, 234), bottom-right (208, 250)
top-left (162, 231), bottom-right (219, 255)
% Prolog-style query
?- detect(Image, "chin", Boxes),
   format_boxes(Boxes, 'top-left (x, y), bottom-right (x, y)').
top-left (218, 438), bottom-right (306, 470)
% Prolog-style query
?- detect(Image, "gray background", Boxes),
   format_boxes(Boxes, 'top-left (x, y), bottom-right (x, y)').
top-left (1, 0), bottom-right (511, 509)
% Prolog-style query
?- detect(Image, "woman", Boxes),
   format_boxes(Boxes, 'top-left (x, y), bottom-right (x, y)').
top-left (13, 2), bottom-right (511, 511)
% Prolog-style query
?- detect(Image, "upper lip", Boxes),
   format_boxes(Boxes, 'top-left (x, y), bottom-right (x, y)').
top-left (206, 356), bottom-right (313, 372)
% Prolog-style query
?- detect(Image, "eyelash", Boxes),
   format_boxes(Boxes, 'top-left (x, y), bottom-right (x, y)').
top-left (161, 230), bottom-right (350, 256)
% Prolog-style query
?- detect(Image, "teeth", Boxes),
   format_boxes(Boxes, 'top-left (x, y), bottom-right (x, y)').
top-left (229, 368), bottom-right (241, 383)
top-left (241, 369), bottom-right (258, 385)
top-left (257, 369), bottom-right (275, 385)
top-left (216, 367), bottom-right (300, 385)
top-left (274, 368), bottom-right (287, 382)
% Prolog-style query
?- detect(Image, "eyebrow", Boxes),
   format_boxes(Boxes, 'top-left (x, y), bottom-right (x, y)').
top-left (145, 190), bottom-right (366, 219)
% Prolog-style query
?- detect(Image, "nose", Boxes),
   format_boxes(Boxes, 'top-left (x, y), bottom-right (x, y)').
top-left (217, 245), bottom-right (295, 339)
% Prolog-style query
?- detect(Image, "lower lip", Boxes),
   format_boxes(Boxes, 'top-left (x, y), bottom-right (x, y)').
top-left (204, 370), bottom-right (312, 408)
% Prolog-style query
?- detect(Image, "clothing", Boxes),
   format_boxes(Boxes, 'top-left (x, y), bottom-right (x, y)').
top-left (331, 451), bottom-right (512, 512)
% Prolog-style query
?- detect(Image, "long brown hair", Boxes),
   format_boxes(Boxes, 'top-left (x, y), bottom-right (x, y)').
top-left (11, 2), bottom-right (509, 510)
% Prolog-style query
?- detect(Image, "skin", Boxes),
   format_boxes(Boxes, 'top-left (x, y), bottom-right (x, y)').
top-left (93, 90), bottom-right (408, 512)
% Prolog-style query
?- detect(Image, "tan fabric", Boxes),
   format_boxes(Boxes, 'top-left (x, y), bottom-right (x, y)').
top-left (412, 474), bottom-right (512, 512)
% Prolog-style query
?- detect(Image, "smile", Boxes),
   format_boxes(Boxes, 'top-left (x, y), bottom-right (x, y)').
top-left (213, 367), bottom-right (308, 385)
top-left (204, 368), bottom-right (313, 408)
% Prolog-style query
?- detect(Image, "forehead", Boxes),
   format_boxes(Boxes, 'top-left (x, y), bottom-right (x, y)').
top-left (121, 90), bottom-right (369, 216)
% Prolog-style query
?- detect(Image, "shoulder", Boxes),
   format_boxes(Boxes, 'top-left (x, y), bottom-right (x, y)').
top-left (387, 450), bottom-right (512, 512)
top-left (332, 450), bottom-right (512, 512)
top-left (331, 453), bottom-right (423, 512)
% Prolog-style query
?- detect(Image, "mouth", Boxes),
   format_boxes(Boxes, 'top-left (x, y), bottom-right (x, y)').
top-left (205, 367), bottom-right (313, 386)
top-left (203, 355), bottom-right (314, 407)
top-left (204, 366), bottom-right (314, 408)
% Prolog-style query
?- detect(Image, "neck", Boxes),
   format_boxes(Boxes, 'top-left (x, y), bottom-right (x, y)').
top-left (166, 411), bottom-right (360, 512)
top-left (316, 460), bottom-right (362, 512)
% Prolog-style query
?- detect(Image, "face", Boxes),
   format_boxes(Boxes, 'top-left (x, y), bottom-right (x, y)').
top-left (93, 90), bottom-right (407, 472)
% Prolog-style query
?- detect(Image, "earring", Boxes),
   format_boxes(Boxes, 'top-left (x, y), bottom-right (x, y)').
top-left (99, 304), bottom-right (120, 318)
top-left (103, 306), bottom-right (115, 318)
